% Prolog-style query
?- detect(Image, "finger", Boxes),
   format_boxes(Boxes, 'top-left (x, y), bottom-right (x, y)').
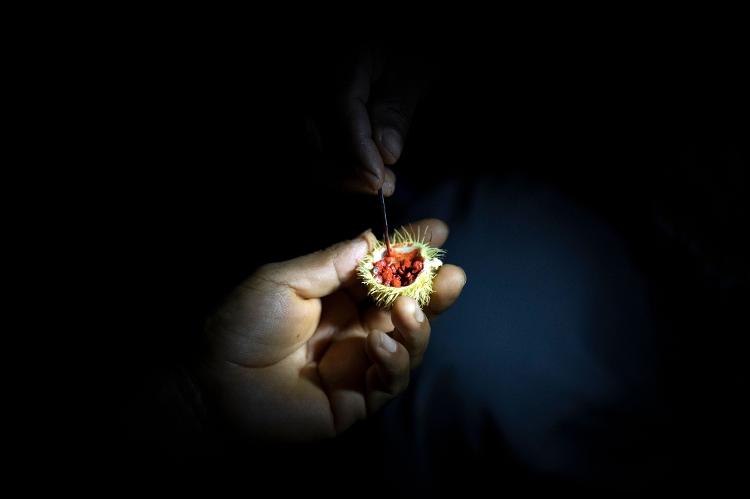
top-left (370, 52), bottom-right (426, 165)
top-left (425, 264), bottom-right (467, 317)
top-left (383, 167), bottom-right (395, 195)
top-left (337, 54), bottom-right (385, 194)
top-left (391, 296), bottom-right (431, 367)
top-left (370, 93), bottom-right (418, 165)
top-left (364, 330), bottom-right (410, 414)
top-left (400, 218), bottom-right (450, 248)
top-left (362, 305), bottom-right (394, 335)
top-left (263, 230), bottom-right (378, 299)
top-left (341, 166), bottom-right (396, 197)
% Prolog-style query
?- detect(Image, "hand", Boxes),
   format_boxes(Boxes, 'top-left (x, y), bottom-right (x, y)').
top-left (309, 43), bottom-right (433, 197)
top-left (199, 219), bottom-right (465, 441)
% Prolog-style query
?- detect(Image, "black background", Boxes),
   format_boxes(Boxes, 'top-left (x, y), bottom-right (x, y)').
top-left (67, 20), bottom-right (749, 493)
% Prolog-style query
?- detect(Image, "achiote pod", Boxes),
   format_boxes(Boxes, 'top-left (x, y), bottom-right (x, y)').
top-left (357, 227), bottom-right (444, 309)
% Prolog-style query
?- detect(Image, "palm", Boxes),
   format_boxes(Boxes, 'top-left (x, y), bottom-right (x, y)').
top-left (205, 278), bottom-right (391, 441)
top-left (201, 219), bottom-right (463, 442)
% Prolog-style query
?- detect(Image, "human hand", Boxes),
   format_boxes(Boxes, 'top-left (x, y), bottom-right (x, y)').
top-left (309, 43), bottom-right (432, 197)
top-left (199, 219), bottom-right (465, 441)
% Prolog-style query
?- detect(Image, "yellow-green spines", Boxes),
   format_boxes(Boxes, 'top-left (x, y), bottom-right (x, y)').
top-left (357, 227), bottom-right (444, 309)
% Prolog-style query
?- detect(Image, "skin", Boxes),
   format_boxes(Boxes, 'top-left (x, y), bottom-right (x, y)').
top-left (332, 45), bottom-right (425, 196)
top-left (198, 47), bottom-right (439, 441)
top-left (200, 219), bottom-right (466, 441)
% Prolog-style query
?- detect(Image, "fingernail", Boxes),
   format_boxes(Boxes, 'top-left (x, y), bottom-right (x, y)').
top-left (414, 306), bottom-right (425, 324)
top-left (379, 332), bottom-right (398, 353)
top-left (403, 298), bottom-right (422, 323)
top-left (381, 128), bottom-right (403, 161)
top-left (382, 176), bottom-right (395, 196)
top-left (358, 165), bottom-right (383, 191)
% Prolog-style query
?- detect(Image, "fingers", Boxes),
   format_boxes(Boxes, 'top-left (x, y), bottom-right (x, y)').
top-left (370, 49), bottom-right (426, 165)
top-left (363, 296), bottom-right (430, 413)
top-left (262, 230), bottom-right (378, 299)
top-left (337, 48), bottom-right (420, 194)
top-left (275, 219), bottom-right (449, 304)
top-left (400, 218), bottom-right (450, 248)
top-left (364, 330), bottom-right (410, 414)
top-left (341, 166), bottom-right (395, 197)
top-left (391, 296), bottom-right (431, 367)
top-left (370, 92), bottom-right (418, 165)
top-left (362, 305), bottom-right (394, 335)
top-left (344, 103), bottom-right (385, 194)
top-left (425, 264), bottom-right (466, 317)
top-left (337, 52), bottom-right (386, 194)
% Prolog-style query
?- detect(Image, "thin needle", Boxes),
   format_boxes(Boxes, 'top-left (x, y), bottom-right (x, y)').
top-left (378, 187), bottom-right (392, 255)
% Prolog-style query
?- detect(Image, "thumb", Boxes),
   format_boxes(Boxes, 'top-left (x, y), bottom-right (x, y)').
top-left (370, 96), bottom-right (415, 165)
top-left (264, 230), bottom-right (376, 299)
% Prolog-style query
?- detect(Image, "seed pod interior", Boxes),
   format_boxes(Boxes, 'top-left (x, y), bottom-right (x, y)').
top-left (357, 227), bottom-right (444, 309)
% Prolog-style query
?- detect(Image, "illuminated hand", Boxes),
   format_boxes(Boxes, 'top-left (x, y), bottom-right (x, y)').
top-left (200, 219), bottom-right (465, 441)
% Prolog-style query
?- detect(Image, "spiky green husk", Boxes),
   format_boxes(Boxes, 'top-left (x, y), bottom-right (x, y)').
top-left (357, 227), bottom-right (444, 309)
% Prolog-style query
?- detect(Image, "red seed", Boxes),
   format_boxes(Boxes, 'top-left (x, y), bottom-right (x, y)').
top-left (373, 249), bottom-right (425, 288)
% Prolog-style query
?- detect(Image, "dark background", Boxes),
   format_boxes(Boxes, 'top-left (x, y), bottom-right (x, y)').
top-left (79, 25), bottom-right (748, 493)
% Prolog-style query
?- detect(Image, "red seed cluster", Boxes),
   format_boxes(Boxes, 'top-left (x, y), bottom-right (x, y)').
top-left (372, 248), bottom-right (424, 288)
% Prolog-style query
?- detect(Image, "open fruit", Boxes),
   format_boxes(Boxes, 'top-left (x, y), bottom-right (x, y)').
top-left (372, 247), bottom-right (424, 288)
top-left (357, 227), bottom-right (444, 308)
